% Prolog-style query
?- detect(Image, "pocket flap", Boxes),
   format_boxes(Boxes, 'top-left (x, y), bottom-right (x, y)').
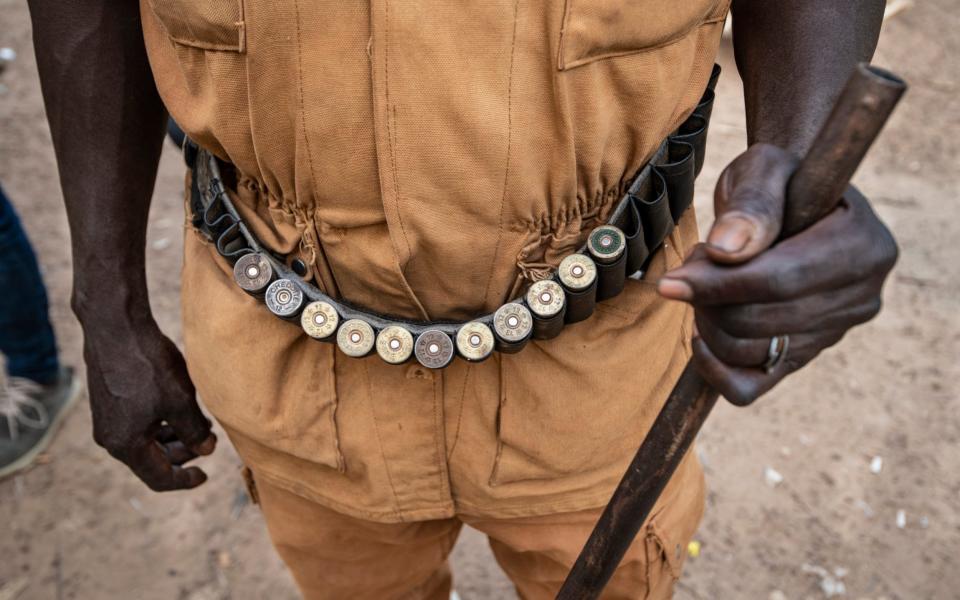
top-left (644, 452), bottom-right (706, 582)
top-left (559, 0), bottom-right (727, 69)
top-left (146, 0), bottom-right (246, 51)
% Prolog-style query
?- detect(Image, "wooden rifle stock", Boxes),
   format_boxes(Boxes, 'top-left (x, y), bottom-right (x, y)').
top-left (556, 64), bottom-right (907, 600)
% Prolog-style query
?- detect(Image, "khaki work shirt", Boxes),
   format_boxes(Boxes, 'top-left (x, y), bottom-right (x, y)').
top-left (141, 0), bottom-right (729, 523)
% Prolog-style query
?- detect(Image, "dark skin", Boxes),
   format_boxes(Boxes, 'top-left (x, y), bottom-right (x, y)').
top-left (27, 0), bottom-right (894, 491)
top-left (29, 0), bottom-right (214, 491)
top-left (657, 0), bottom-right (897, 404)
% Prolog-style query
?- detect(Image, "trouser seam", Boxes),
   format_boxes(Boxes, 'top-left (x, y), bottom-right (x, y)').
top-left (362, 360), bottom-right (405, 519)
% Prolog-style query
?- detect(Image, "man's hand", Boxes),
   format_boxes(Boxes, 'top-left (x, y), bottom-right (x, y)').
top-left (658, 144), bottom-right (898, 405)
top-left (84, 319), bottom-right (216, 491)
top-left (28, 0), bottom-right (208, 490)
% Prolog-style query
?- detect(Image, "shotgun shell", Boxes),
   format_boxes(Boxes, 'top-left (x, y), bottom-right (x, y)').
top-left (264, 279), bottom-right (304, 320)
top-left (559, 253), bottom-right (599, 323)
top-left (376, 325), bottom-right (415, 364)
top-left (300, 301), bottom-right (339, 340)
top-left (558, 253), bottom-right (597, 291)
top-left (456, 322), bottom-right (495, 362)
top-left (493, 303), bottom-right (533, 353)
top-left (526, 279), bottom-right (567, 340)
top-left (587, 225), bottom-right (626, 265)
top-left (233, 253), bottom-right (274, 295)
top-left (415, 330), bottom-right (455, 369)
top-left (526, 280), bottom-right (565, 319)
top-left (337, 319), bottom-right (376, 357)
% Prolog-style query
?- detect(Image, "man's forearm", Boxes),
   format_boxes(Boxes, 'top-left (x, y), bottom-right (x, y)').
top-left (731, 0), bottom-right (885, 156)
top-left (29, 0), bottom-right (167, 330)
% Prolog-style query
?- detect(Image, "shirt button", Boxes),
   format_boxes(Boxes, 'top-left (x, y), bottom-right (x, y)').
top-left (291, 258), bottom-right (308, 277)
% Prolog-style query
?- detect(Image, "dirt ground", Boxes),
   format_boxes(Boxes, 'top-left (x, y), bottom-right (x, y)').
top-left (1, 1), bottom-right (957, 599)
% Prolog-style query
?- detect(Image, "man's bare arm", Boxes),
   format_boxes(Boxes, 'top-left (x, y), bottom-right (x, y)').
top-left (733, 0), bottom-right (886, 155)
top-left (29, 0), bottom-right (215, 490)
top-left (659, 0), bottom-right (898, 404)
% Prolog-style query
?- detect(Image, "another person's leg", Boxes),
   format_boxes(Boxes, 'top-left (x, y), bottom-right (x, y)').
top-left (253, 471), bottom-right (463, 600)
top-left (0, 184), bottom-right (60, 384)
top-left (464, 452), bottom-right (706, 600)
top-left (0, 184), bottom-right (78, 478)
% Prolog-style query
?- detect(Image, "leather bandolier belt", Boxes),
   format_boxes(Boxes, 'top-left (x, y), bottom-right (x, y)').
top-left (185, 65), bottom-right (720, 369)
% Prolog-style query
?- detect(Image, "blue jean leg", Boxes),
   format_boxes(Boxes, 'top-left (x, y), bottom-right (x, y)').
top-left (0, 184), bottom-right (59, 383)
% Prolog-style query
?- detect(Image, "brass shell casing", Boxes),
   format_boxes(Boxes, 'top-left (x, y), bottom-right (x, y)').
top-left (493, 303), bottom-right (533, 354)
top-left (455, 322), bottom-right (495, 362)
top-left (376, 325), bottom-right (415, 364)
top-left (559, 253), bottom-right (599, 323)
top-left (526, 280), bottom-right (567, 340)
top-left (337, 319), bottom-right (375, 357)
top-left (300, 301), bottom-right (339, 340)
top-left (493, 303), bottom-right (533, 344)
top-left (526, 280), bottom-right (566, 318)
top-left (558, 254), bottom-right (598, 291)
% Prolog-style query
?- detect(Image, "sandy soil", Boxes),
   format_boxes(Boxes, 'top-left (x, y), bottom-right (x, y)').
top-left (1, 1), bottom-right (957, 598)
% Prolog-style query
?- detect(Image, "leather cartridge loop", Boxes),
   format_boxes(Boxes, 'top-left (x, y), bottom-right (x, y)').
top-left (656, 140), bottom-right (696, 224)
top-left (186, 65), bottom-right (718, 368)
top-left (671, 114), bottom-right (709, 177)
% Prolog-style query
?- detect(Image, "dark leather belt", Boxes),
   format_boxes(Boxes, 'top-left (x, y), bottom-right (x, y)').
top-left (185, 64), bottom-right (720, 368)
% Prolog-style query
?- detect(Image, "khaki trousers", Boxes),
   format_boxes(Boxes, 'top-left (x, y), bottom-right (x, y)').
top-left (250, 449), bottom-right (705, 600)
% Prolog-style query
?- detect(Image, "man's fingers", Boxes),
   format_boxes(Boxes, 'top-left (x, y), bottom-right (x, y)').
top-left (156, 422), bottom-right (212, 462)
top-left (661, 186), bottom-right (896, 306)
top-left (156, 424), bottom-right (177, 444)
top-left (690, 335), bottom-right (811, 406)
top-left (706, 143), bottom-right (796, 264)
top-left (161, 441), bottom-right (199, 466)
top-left (171, 466), bottom-right (208, 489)
top-left (692, 328), bottom-right (841, 406)
top-left (698, 283), bottom-right (882, 338)
top-left (694, 315), bottom-right (768, 367)
top-left (690, 336), bottom-right (777, 406)
top-left (166, 400), bottom-right (216, 456)
top-left (126, 442), bottom-right (207, 491)
top-left (695, 313), bottom-right (846, 368)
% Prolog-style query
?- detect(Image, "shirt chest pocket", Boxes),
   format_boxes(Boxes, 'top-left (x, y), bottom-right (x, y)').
top-left (558, 0), bottom-right (729, 70)
top-left (145, 0), bottom-right (246, 52)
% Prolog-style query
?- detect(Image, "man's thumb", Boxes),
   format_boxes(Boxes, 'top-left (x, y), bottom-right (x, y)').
top-left (707, 143), bottom-right (796, 264)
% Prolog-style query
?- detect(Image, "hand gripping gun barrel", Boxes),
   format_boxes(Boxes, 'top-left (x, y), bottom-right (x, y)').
top-left (557, 63), bottom-right (907, 600)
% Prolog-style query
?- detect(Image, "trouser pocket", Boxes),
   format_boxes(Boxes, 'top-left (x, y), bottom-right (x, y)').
top-left (643, 452), bottom-right (706, 599)
top-left (181, 232), bottom-right (345, 473)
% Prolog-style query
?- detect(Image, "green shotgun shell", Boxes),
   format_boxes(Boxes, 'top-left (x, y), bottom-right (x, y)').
top-left (376, 325), bottom-right (415, 364)
top-left (337, 319), bottom-right (375, 357)
top-left (587, 225), bottom-right (626, 265)
top-left (233, 252), bottom-right (274, 294)
top-left (456, 321), bottom-right (495, 362)
top-left (265, 279), bottom-right (304, 319)
top-left (415, 330), bottom-right (455, 369)
top-left (300, 301), bottom-right (339, 340)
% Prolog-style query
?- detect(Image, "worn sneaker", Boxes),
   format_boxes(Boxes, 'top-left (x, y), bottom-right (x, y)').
top-left (0, 367), bottom-right (81, 479)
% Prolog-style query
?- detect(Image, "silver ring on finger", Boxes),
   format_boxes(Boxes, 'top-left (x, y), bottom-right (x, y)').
top-left (763, 335), bottom-right (790, 374)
